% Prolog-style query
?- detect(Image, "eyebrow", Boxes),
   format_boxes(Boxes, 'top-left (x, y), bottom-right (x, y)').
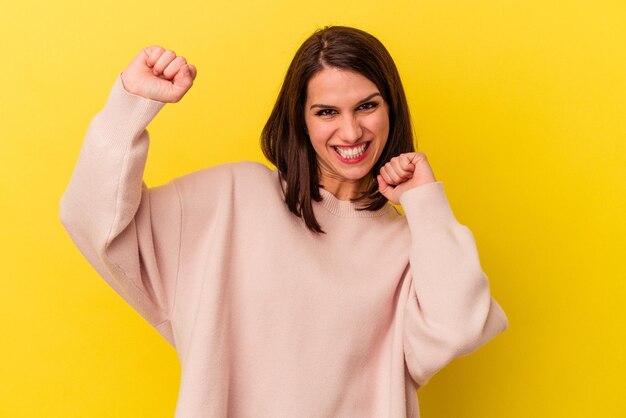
top-left (309, 93), bottom-right (382, 110)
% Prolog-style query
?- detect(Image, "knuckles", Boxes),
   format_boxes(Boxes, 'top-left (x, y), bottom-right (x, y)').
top-left (147, 45), bottom-right (165, 54)
top-left (385, 151), bottom-right (427, 165)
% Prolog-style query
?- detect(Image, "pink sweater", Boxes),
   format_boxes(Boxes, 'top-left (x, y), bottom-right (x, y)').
top-left (59, 74), bottom-right (508, 417)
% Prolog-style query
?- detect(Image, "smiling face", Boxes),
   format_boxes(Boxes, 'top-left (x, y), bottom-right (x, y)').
top-left (304, 66), bottom-right (390, 200)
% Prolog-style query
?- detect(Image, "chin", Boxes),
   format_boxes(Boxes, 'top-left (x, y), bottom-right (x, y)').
top-left (338, 168), bottom-right (373, 183)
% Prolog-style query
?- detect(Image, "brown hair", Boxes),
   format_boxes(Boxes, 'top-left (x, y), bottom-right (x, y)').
top-left (261, 26), bottom-right (415, 234)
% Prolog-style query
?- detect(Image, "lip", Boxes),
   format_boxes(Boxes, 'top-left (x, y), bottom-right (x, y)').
top-left (332, 141), bottom-right (371, 164)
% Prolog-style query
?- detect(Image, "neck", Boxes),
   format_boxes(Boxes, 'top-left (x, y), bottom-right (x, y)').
top-left (319, 176), bottom-right (371, 201)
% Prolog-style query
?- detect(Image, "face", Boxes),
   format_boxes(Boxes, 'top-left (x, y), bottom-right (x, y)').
top-left (304, 66), bottom-right (390, 197)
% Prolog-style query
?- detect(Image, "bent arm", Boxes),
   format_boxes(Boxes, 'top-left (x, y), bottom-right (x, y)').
top-left (400, 182), bottom-right (508, 387)
top-left (59, 74), bottom-right (181, 346)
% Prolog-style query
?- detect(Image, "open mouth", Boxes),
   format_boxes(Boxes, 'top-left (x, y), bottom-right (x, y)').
top-left (333, 142), bottom-right (370, 160)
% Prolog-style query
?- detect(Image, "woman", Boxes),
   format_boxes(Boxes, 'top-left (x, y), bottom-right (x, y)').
top-left (60, 26), bottom-right (508, 418)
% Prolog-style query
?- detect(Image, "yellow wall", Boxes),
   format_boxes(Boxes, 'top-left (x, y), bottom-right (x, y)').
top-left (1, 0), bottom-right (624, 416)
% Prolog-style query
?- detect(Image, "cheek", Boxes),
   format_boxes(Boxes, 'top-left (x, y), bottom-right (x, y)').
top-left (307, 122), bottom-right (334, 146)
top-left (368, 115), bottom-right (390, 141)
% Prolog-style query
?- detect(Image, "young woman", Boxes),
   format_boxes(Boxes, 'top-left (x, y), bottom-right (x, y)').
top-left (60, 26), bottom-right (508, 418)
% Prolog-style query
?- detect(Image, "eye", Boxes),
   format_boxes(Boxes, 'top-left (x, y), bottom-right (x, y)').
top-left (358, 101), bottom-right (379, 111)
top-left (315, 108), bottom-right (338, 117)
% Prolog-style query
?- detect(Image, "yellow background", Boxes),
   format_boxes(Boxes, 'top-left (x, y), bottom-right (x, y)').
top-left (1, 0), bottom-right (624, 416)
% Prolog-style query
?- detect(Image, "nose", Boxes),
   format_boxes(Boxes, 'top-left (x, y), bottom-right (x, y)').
top-left (338, 114), bottom-right (363, 144)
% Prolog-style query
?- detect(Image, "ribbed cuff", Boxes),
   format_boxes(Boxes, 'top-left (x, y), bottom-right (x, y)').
top-left (399, 181), bottom-right (459, 226)
top-left (92, 73), bottom-right (167, 151)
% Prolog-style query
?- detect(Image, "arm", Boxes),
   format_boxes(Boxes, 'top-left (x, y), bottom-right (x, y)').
top-left (59, 74), bottom-right (181, 345)
top-left (399, 181), bottom-right (508, 387)
top-left (378, 152), bottom-right (508, 387)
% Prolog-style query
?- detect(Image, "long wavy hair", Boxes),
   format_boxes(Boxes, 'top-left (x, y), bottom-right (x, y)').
top-left (261, 26), bottom-right (415, 234)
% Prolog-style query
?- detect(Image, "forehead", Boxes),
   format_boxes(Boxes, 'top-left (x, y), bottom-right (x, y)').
top-left (306, 67), bottom-right (380, 105)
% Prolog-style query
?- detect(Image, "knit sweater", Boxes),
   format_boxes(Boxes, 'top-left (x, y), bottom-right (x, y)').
top-left (59, 74), bottom-right (508, 418)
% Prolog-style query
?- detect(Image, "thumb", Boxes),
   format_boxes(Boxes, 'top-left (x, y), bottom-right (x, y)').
top-left (171, 64), bottom-right (195, 93)
top-left (377, 174), bottom-right (394, 201)
top-left (169, 64), bottom-right (196, 102)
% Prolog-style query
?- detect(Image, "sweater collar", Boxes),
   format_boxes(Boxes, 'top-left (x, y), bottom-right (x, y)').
top-left (316, 187), bottom-right (394, 218)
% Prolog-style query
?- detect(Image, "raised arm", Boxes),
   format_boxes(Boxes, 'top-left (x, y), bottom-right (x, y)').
top-left (59, 47), bottom-right (197, 346)
top-left (378, 152), bottom-right (508, 387)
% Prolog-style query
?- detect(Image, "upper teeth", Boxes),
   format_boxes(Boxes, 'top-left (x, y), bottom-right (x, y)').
top-left (335, 143), bottom-right (367, 159)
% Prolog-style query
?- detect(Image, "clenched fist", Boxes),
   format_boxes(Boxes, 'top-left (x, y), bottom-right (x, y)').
top-left (120, 46), bottom-right (197, 103)
top-left (377, 152), bottom-right (437, 205)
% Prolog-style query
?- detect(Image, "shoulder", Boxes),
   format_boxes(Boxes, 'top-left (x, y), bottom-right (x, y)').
top-left (172, 160), bottom-right (282, 208)
top-left (173, 160), bottom-right (275, 189)
top-left (167, 161), bottom-right (283, 223)
top-left (229, 160), bottom-right (276, 182)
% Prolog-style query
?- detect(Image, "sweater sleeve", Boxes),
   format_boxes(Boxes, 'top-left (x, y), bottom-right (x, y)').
top-left (399, 181), bottom-right (508, 387)
top-left (59, 74), bottom-right (181, 347)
